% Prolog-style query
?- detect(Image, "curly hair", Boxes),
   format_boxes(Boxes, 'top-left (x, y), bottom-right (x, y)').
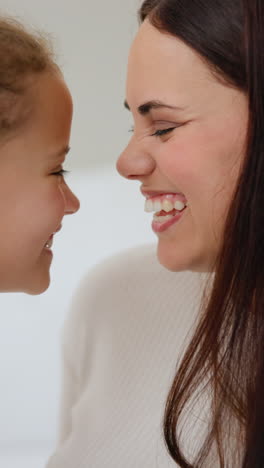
top-left (0, 17), bottom-right (57, 139)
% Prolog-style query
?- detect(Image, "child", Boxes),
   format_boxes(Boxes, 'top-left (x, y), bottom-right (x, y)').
top-left (0, 17), bottom-right (79, 295)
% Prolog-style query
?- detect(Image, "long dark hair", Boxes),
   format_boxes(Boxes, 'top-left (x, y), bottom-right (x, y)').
top-left (139, 1), bottom-right (264, 466)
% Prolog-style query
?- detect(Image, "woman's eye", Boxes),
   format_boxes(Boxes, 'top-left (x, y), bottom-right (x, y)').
top-left (128, 125), bottom-right (177, 137)
top-left (52, 169), bottom-right (70, 177)
top-left (151, 127), bottom-right (176, 137)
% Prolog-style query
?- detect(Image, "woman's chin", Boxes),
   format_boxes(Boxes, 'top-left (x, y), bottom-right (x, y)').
top-left (156, 241), bottom-right (213, 273)
top-left (157, 244), bottom-right (190, 272)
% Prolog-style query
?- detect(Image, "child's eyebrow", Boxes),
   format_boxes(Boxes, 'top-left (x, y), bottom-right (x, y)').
top-left (53, 145), bottom-right (71, 158)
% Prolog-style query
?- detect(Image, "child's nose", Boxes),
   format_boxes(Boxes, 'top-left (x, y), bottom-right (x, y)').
top-left (64, 185), bottom-right (80, 215)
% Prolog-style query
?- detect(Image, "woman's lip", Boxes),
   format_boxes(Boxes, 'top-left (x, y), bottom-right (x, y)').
top-left (140, 188), bottom-right (187, 201)
top-left (152, 208), bottom-right (187, 233)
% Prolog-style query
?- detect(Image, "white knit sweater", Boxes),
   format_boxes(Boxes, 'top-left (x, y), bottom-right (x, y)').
top-left (46, 244), bottom-right (207, 468)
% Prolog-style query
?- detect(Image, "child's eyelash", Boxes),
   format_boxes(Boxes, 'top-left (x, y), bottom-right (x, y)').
top-left (52, 169), bottom-right (70, 177)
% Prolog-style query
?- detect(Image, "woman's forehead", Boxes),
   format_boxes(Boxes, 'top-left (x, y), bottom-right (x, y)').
top-left (127, 21), bottom-right (226, 113)
top-left (128, 20), bottom-right (216, 94)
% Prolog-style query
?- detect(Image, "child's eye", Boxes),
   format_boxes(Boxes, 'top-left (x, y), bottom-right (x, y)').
top-left (151, 127), bottom-right (176, 137)
top-left (52, 169), bottom-right (70, 177)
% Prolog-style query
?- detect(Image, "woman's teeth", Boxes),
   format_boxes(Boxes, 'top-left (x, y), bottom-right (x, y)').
top-left (144, 197), bottom-right (186, 214)
top-left (153, 213), bottom-right (176, 223)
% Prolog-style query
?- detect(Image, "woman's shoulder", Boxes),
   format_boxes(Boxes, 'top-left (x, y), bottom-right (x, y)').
top-left (64, 243), bottom-right (207, 334)
top-left (69, 243), bottom-right (204, 307)
top-left (61, 244), bottom-right (208, 383)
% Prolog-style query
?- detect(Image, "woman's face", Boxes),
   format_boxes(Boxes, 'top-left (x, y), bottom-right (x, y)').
top-left (0, 72), bottom-right (80, 294)
top-left (117, 20), bottom-right (248, 272)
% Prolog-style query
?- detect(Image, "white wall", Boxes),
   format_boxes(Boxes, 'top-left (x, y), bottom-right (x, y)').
top-left (0, 1), bottom-right (151, 466)
top-left (0, 0), bottom-right (140, 168)
top-left (0, 169), bottom-right (155, 467)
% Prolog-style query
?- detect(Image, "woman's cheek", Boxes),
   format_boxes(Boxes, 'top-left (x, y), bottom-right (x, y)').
top-left (158, 140), bottom-right (197, 187)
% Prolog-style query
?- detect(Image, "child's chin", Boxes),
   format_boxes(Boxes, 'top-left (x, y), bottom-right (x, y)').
top-left (25, 277), bottom-right (51, 295)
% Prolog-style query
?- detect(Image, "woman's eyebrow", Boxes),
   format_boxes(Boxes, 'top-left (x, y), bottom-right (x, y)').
top-left (124, 99), bottom-right (184, 115)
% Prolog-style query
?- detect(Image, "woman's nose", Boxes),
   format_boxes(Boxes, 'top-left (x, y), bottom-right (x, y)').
top-left (116, 140), bottom-right (155, 180)
top-left (63, 184), bottom-right (80, 215)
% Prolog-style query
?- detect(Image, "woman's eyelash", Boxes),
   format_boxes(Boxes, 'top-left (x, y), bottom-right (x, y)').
top-left (52, 169), bottom-right (70, 177)
top-left (151, 127), bottom-right (176, 137)
top-left (128, 126), bottom-right (176, 137)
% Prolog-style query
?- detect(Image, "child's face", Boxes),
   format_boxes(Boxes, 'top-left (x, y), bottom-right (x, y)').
top-left (117, 20), bottom-right (248, 272)
top-left (0, 72), bottom-right (80, 294)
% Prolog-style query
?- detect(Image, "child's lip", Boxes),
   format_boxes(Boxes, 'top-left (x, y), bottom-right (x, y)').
top-left (45, 225), bottom-right (62, 247)
top-left (54, 225), bottom-right (62, 234)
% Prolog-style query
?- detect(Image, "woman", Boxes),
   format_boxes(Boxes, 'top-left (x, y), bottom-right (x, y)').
top-left (0, 17), bottom-right (79, 294)
top-left (47, 0), bottom-right (261, 466)
top-left (117, 0), bottom-right (262, 466)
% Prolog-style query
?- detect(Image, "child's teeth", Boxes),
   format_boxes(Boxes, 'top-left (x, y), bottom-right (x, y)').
top-left (45, 238), bottom-right (53, 249)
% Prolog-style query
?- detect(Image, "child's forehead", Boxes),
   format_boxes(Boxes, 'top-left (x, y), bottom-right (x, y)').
top-left (0, 90), bottom-right (33, 142)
